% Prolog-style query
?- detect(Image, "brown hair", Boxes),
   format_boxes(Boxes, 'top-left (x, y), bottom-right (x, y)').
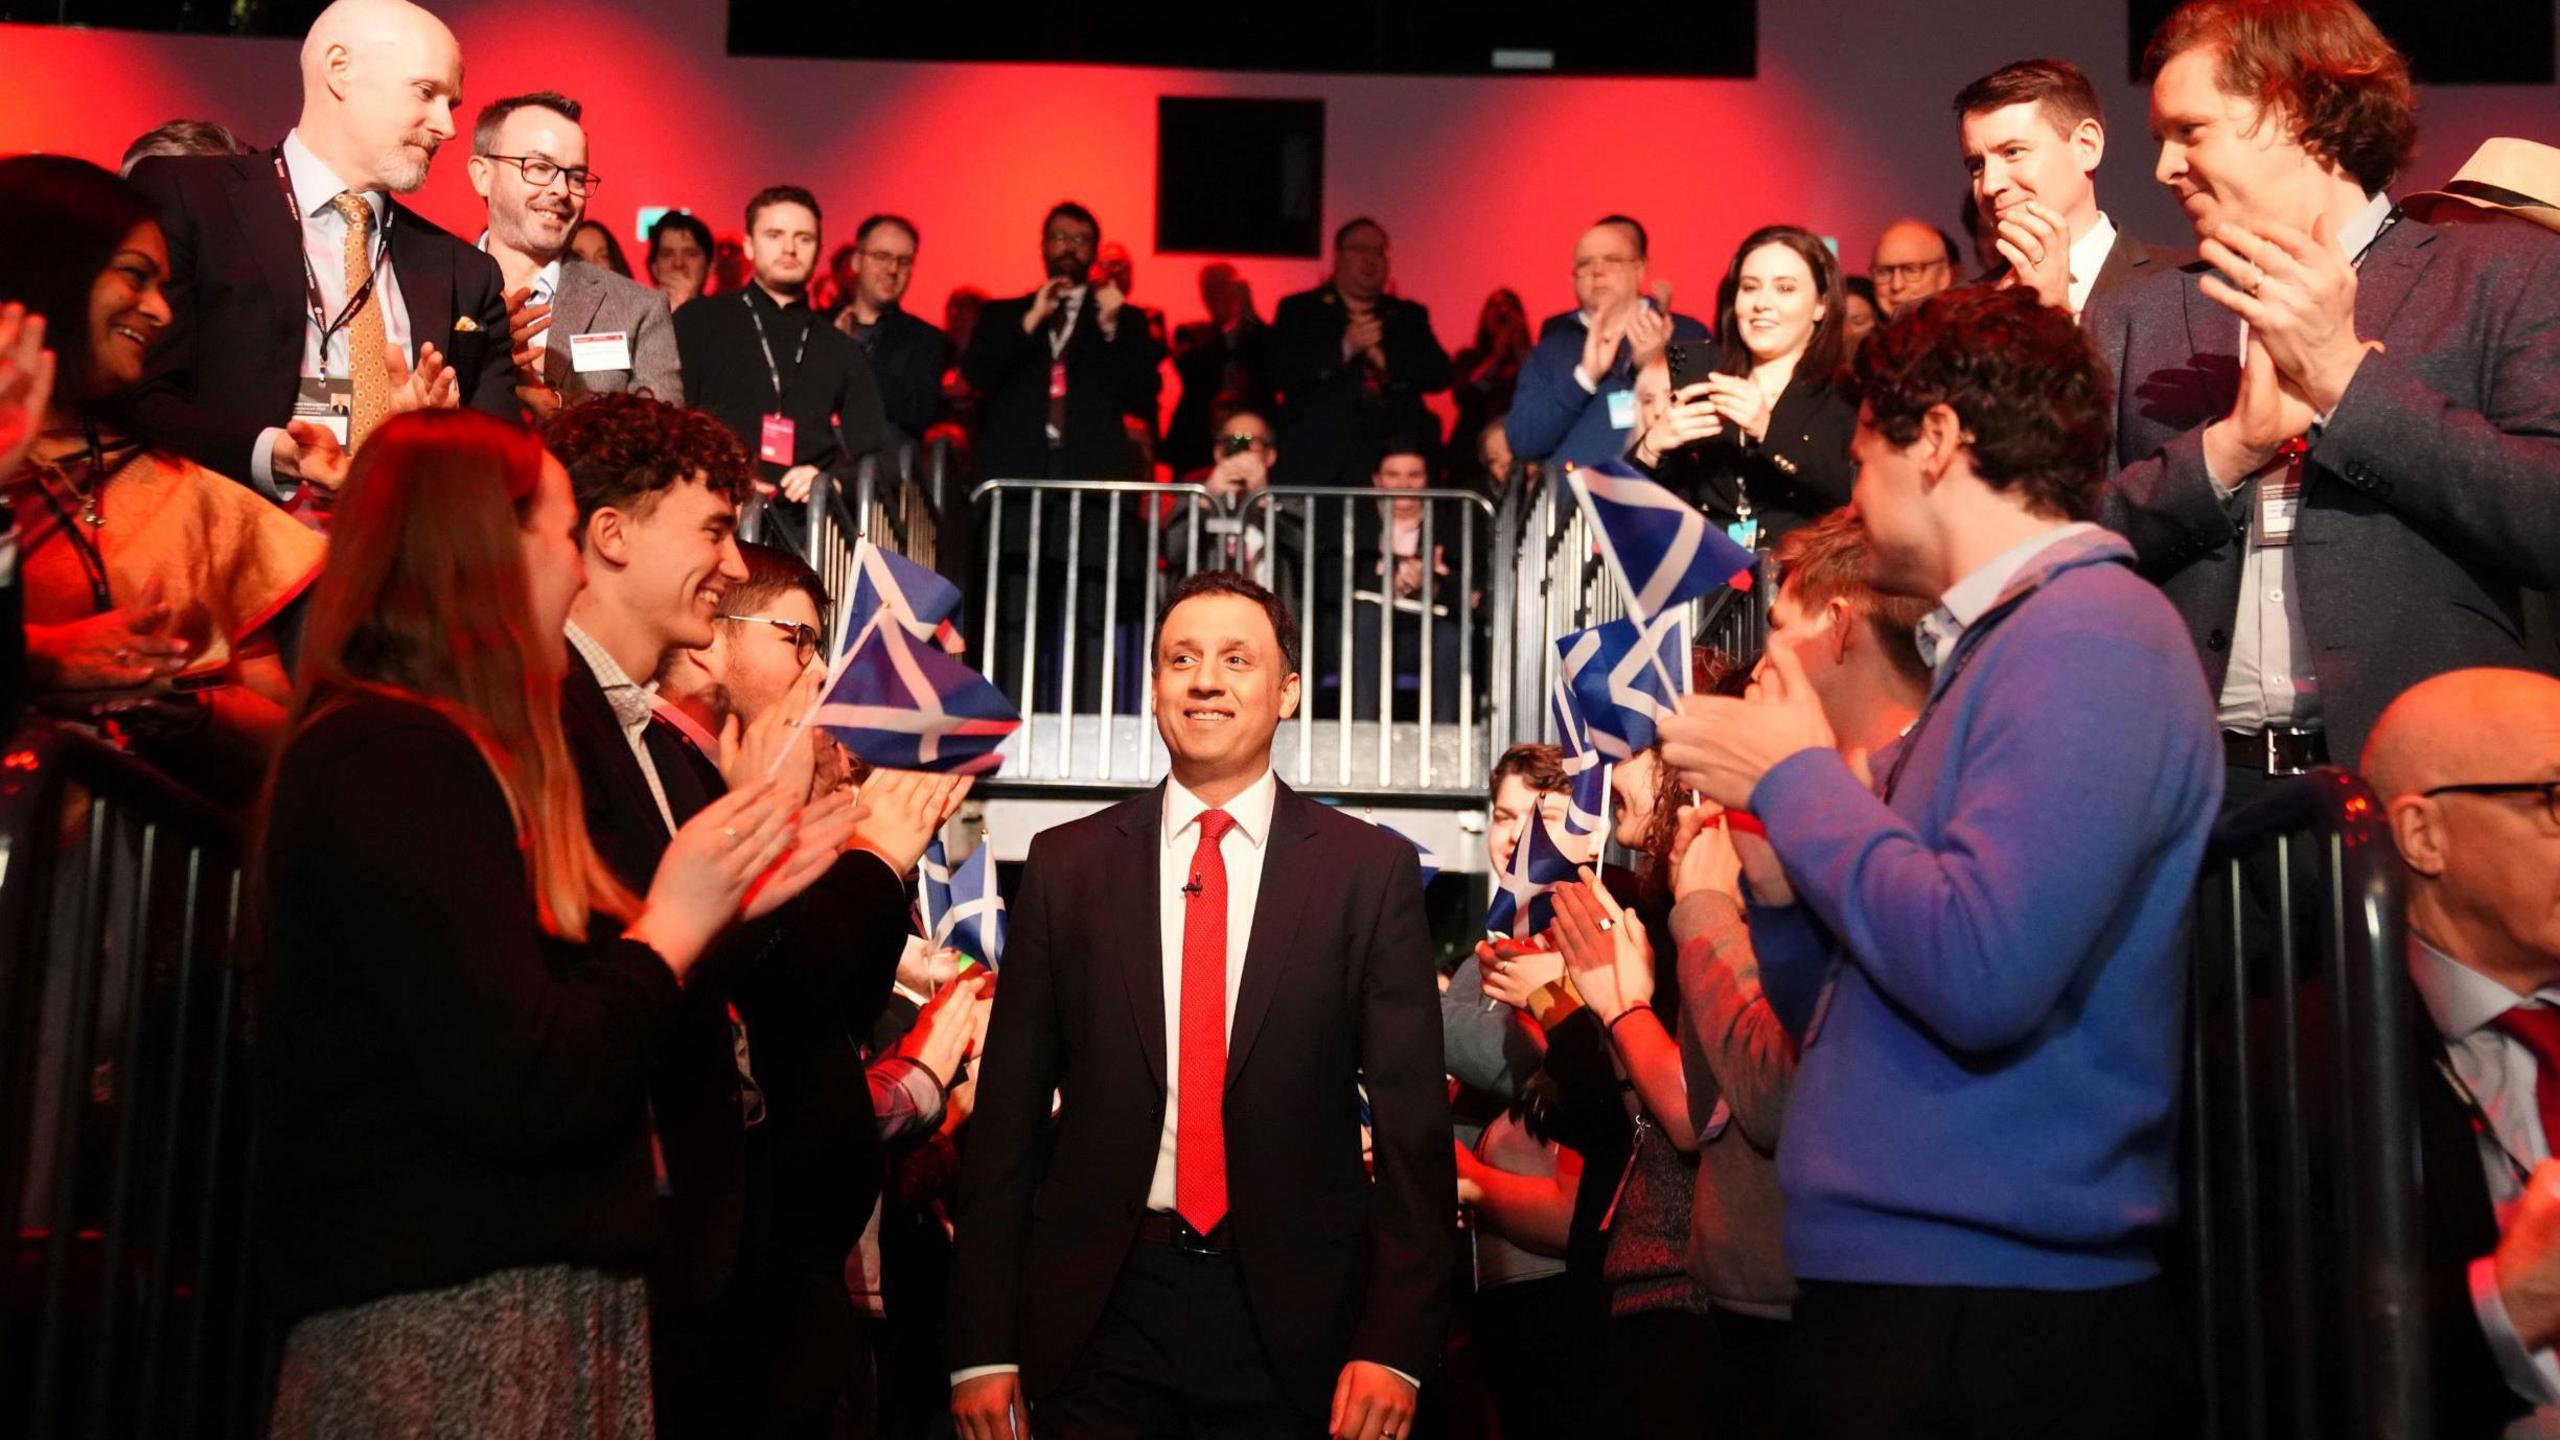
top-left (1490, 742), bottom-right (1569, 801)
top-left (285, 410), bottom-right (636, 940)
top-left (1953, 58), bottom-right (2104, 136)
top-left (725, 540), bottom-right (831, 636)
top-left (1775, 510), bottom-right (1933, 689)
top-left (1714, 224), bottom-right (1848, 387)
top-left (542, 391), bottom-right (755, 530)
top-left (2143, 0), bottom-right (2416, 194)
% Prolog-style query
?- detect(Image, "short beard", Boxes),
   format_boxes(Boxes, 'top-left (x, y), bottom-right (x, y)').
top-left (378, 135), bottom-right (436, 193)
top-left (1045, 253), bottom-right (1087, 283)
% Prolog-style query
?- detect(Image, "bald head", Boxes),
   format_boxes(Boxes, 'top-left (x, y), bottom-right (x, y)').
top-left (2366, 668), bottom-right (2560, 993)
top-left (1872, 217), bottom-right (1957, 318)
top-left (299, 0), bottom-right (463, 193)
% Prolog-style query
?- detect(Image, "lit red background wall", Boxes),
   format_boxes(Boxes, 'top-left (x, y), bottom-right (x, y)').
top-left (4, 0), bottom-right (2555, 365)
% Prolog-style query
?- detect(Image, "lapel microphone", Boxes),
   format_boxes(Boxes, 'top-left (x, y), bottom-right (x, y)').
top-left (1182, 873), bottom-right (1204, 900)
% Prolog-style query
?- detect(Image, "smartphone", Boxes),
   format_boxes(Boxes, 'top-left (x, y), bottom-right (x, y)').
top-left (169, 669), bottom-right (226, 693)
top-left (1667, 341), bottom-right (1716, 394)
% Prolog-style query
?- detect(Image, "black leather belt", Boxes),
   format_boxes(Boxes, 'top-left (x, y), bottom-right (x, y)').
top-left (2223, 726), bottom-right (2328, 776)
top-left (1135, 1211), bottom-right (1232, 1255)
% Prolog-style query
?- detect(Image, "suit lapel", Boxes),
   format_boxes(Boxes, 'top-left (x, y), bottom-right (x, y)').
top-left (2180, 264), bottom-right (2240, 373)
top-left (2093, 224), bottom-right (2147, 299)
top-left (231, 157), bottom-right (309, 349)
top-left (1116, 787), bottom-right (1171, 1091)
top-left (547, 262), bottom-right (606, 389)
top-left (2352, 217), bottom-right (2436, 342)
top-left (388, 201), bottom-right (453, 356)
top-left (1225, 783), bottom-right (1316, 1089)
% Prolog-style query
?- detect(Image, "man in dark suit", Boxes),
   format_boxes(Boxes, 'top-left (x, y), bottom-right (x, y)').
top-left (1270, 218), bottom-right (1452, 488)
top-left (542, 393), bottom-right (955, 1438)
top-left (949, 570), bottom-right (1454, 1440)
top-left (961, 201), bottom-right (1163, 483)
top-left (1953, 58), bottom-right (2187, 319)
top-left (128, 0), bottom-right (512, 500)
top-left (832, 214), bottom-right (951, 451)
top-left (675, 185), bottom-right (891, 510)
top-left (1166, 262), bottom-right (1274, 476)
top-left (2360, 668), bottom-right (2560, 1435)
top-left (2089, 0), bottom-right (2560, 792)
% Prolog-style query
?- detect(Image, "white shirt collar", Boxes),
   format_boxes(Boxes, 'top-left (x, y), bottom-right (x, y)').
top-left (475, 232), bottom-right (562, 303)
top-left (2338, 190), bottom-right (2395, 261)
top-left (281, 128), bottom-right (386, 227)
top-left (565, 619), bottom-right (658, 733)
top-left (2066, 211), bottom-right (2119, 315)
top-left (1163, 767), bottom-right (1278, 853)
top-left (2411, 931), bottom-right (2560, 1043)
top-left (1914, 521), bottom-right (2099, 669)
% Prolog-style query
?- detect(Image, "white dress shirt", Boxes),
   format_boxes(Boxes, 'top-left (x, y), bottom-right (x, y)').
top-left (2213, 190), bottom-right (2394, 735)
top-left (475, 233), bottom-right (560, 355)
top-left (1913, 522), bottom-right (2098, 670)
top-left (251, 128), bottom-right (416, 491)
top-left (1150, 767), bottom-right (1278, 1211)
top-left (2066, 211), bottom-right (2120, 319)
top-left (566, 620), bottom-right (676, 836)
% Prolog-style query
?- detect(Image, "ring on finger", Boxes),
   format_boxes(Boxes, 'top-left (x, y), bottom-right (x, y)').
top-left (1596, 916), bottom-right (1616, 933)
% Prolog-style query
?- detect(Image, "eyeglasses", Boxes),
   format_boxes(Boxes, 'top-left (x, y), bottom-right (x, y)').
top-left (858, 249), bottom-right (916, 270)
top-left (1573, 254), bottom-right (1640, 274)
top-left (1872, 259), bottom-right (1949, 286)
top-left (2421, 780), bottom-right (2560, 826)
top-left (719, 614), bottom-right (823, 666)
top-left (482, 154), bottom-right (601, 196)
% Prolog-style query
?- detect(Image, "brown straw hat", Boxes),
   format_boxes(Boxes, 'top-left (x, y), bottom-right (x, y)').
top-left (2403, 138), bottom-right (2560, 236)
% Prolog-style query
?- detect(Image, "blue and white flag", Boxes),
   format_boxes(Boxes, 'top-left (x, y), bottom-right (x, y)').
top-left (916, 837), bottom-right (953, 939)
top-left (1549, 665), bottom-right (1596, 774)
top-left (808, 607), bottom-right (1019, 775)
top-left (1486, 809), bottom-right (1579, 941)
top-left (1376, 824), bottom-right (1442, 889)
top-left (1560, 760), bottom-right (1611, 863)
top-left (934, 841), bottom-right (1007, 969)
top-left (841, 540), bottom-right (966, 655)
top-left (1555, 609), bottom-right (1690, 761)
top-left (1567, 460), bottom-right (1755, 620)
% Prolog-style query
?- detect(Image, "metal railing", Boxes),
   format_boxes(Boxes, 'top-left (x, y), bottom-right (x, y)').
top-left (0, 721), bottom-right (267, 1440)
top-left (2180, 768), bottom-right (2425, 1440)
top-left (739, 439), bottom-right (952, 614)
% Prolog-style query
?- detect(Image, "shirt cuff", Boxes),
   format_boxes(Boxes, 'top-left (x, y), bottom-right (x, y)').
top-left (1572, 365), bottom-right (1599, 394)
top-left (252, 425), bottom-right (286, 497)
top-left (950, 1363), bottom-right (1019, 1386)
top-left (2472, 1254), bottom-right (2560, 1407)
top-left (1377, 1364), bottom-right (1422, 1392)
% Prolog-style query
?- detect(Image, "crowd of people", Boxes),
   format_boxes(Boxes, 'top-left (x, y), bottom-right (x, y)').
top-left (5, 0), bottom-right (2560, 1436)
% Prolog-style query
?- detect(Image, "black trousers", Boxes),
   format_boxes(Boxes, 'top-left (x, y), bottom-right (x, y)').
top-left (1470, 1276), bottom-right (1579, 1440)
top-left (1787, 1278), bottom-right (2189, 1440)
top-left (1033, 1239), bottom-right (1314, 1440)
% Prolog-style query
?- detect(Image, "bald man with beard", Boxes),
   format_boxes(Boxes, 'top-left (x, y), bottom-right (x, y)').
top-left (2362, 669), bottom-right (2560, 1436)
top-left (130, 0), bottom-right (516, 501)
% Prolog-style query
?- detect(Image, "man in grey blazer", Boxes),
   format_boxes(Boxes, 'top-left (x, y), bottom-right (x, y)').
top-left (467, 90), bottom-right (682, 417)
top-left (2088, 0), bottom-right (2560, 797)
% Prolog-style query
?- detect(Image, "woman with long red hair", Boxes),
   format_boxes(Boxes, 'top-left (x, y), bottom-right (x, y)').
top-left (256, 408), bottom-right (854, 1437)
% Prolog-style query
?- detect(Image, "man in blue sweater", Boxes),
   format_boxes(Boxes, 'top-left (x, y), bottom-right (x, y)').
top-left (1503, 215), bottom-right (1708, 473)
top-left (1660, 285), bottom-right (2221, 1438)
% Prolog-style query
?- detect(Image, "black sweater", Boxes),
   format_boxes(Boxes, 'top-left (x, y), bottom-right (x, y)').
top-left (256, 693), bottom-right (680, 1319)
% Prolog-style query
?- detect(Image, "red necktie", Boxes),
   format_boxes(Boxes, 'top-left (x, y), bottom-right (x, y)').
top-left (1175, 808), bottom-right (1238, 1236)
top-left (2491, 1004), bottom-right (2560, 1152)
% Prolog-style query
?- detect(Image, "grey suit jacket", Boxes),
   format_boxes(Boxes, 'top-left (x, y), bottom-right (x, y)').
top-left (2087, 211), bottom-right (2560, 760)
top-left (544, 259), bottom-right (684, 405)
top-left (2085, 219), bottom-right (2189, 312)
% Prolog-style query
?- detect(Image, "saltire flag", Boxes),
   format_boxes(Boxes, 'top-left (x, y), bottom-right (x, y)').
top-left (933, 841), bottom-right (1007, 969)
top-left (841, 540), bottom-right (966, 655)
top-left (1485, 808), bottom-right (1579, 941)
top-left (1549, 665), bottom-right (1595, 772)
top-left (916, 837), bottom-right (953, 939)
top-left (1556, 609), bottom-right (1690, 761)
top-left (1566, 460), bottom-right (1755, 620)
top-left (804, 603), bottom-right (1019, 775)
top-left (1375, 824), bottom-right (1442, 888)
top-left (1560, 761), bottom-right (1611, 864)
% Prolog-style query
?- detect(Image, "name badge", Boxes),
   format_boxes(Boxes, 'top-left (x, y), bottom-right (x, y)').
top-left (1726, 518), bottom-right (1761, 550)
top-left (1047, 360), bottom-right (1069, 401)
top-left (1606, 388), bottom-right (1636, 431)
top-left (569, 330), bottom-right (633, 374)
top-left (293, 376), bottom-right (352, 447)
top-left (2254, 455), bottom-right (2305, 549)
top-left (759, 414), bottom-right (796, 466)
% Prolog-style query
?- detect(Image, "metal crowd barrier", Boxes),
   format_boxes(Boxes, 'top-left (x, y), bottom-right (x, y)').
top-left (738, 439), bottom-right (951, 621)
top-left (2180, 768), bottom-right (2425, 1440)
top-left (0, 721), bottom-right (268, 1440)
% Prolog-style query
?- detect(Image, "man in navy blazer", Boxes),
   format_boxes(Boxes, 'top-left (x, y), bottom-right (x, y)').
top-left (950, 570), bottom-right (1453, 1440)
top-left (2088, 0), bottom-right (2560, 784)
top-left (1506, 216), bottom-right (1708, 474)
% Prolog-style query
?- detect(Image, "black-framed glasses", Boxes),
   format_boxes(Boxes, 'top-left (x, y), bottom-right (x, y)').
top-left (1873, 259), bottom-right (1949, 285)
top-left (482, 154), bottom-right (601, 196)
top-left (2422, 780), bottom-right (2560, 825)
top-left (719, 614), bottom-right (822, 666)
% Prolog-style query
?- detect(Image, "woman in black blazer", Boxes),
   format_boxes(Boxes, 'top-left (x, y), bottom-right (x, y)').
top-left (1632, 224), bottom-right (1856, 546)
top-left (257, 410), bottom-right (854, 1438)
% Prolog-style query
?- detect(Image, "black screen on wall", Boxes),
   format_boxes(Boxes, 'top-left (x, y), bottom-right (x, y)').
top-left (2125, 0), bottom-right (2553, 84)
top-left (1155, 98), bottom-right (1325, 257)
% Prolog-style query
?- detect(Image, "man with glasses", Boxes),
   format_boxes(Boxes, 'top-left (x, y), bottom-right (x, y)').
top-left (1868, 218), bottom-right (1964, 319)
top-left (676, 183), bottom-right (891, 510)
top-left (1506, 214), bottom-right (1707, 473)
top-left (468, 91), bottom-right (682, 417)
top-left (656, 539), bottom-right (829, 756)
top-left (1270, 217), bottom-right (1451, 487)
top-left (830, 214), bottom-right (949, 449)
top-left (2359, 667), bottom-right (2560, 1437)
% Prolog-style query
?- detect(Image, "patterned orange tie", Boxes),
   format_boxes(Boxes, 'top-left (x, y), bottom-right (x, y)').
top-left (329, 192), bottom-right (392, 451)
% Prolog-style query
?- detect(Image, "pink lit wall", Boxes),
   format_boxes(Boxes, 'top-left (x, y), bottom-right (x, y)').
top-left (4, 0), bottom-right (2555, 362)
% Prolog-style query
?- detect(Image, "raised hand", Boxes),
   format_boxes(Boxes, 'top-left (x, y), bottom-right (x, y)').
top-left (1550, 868), bottom-right (1654, 1023)
top-left (845, 768), bottom-right (973, 877)
top-left (743, 788), bottom-right (867, 921)
top-left (1477, 936), bottom-right (1564, 1012)
top-left (2197, 213), bottom-right (2375, 413)
top-left (0, 303), bottom-right (56, 482)
top-left (1993, 200), bottom-right (2073, 310)
top-left (26, 576), bottom-right (189, 695)
top-left (280, 419), bottom-right (352, 494)
top-left (1624, 299), bottom-right (1673, 369)
top-left (1703, 373), bottom-right (1775, 443)
top-left (718, 661), bottom-right (826, 798)
top-left (630, 781), bottom-right (797, 975)
top-left (1658, 642), bottom-right (1837, 809)
top-left (385, 340), bottom-right (462, 414)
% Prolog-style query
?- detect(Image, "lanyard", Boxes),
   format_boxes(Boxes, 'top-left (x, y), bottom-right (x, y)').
top-left (2434, 1049), bottom-right (2535, 1188)
top-left (743, 293), bottom-right (811, 407)
top-left (270, 150), bottom-right (390, 349)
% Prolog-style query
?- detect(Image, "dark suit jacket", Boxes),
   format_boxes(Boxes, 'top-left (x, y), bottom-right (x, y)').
top-left (1643, 371), bottom-right (1857, 544)
top-left (948, 780), bottom-right (1455, 1416)
top-left (1983, 216), bottom-right (2189, 313)
top-left (127, 151), bottom-right (516, 493)
top-left (1270, 284), bottom-right (1453, 488)
top-left (1166, 316), bottom-right (1276, 474)
top-left (2087, 212), bottom-right (2560, 760)
top-left (841, 304), bottom-right (951, 449)
top-left (961, 288), bottom-right (1163, 481)
top-left (559, 646), bottom-right (912, 1431)
top-left (674, 288), bottom-right (891, 488)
